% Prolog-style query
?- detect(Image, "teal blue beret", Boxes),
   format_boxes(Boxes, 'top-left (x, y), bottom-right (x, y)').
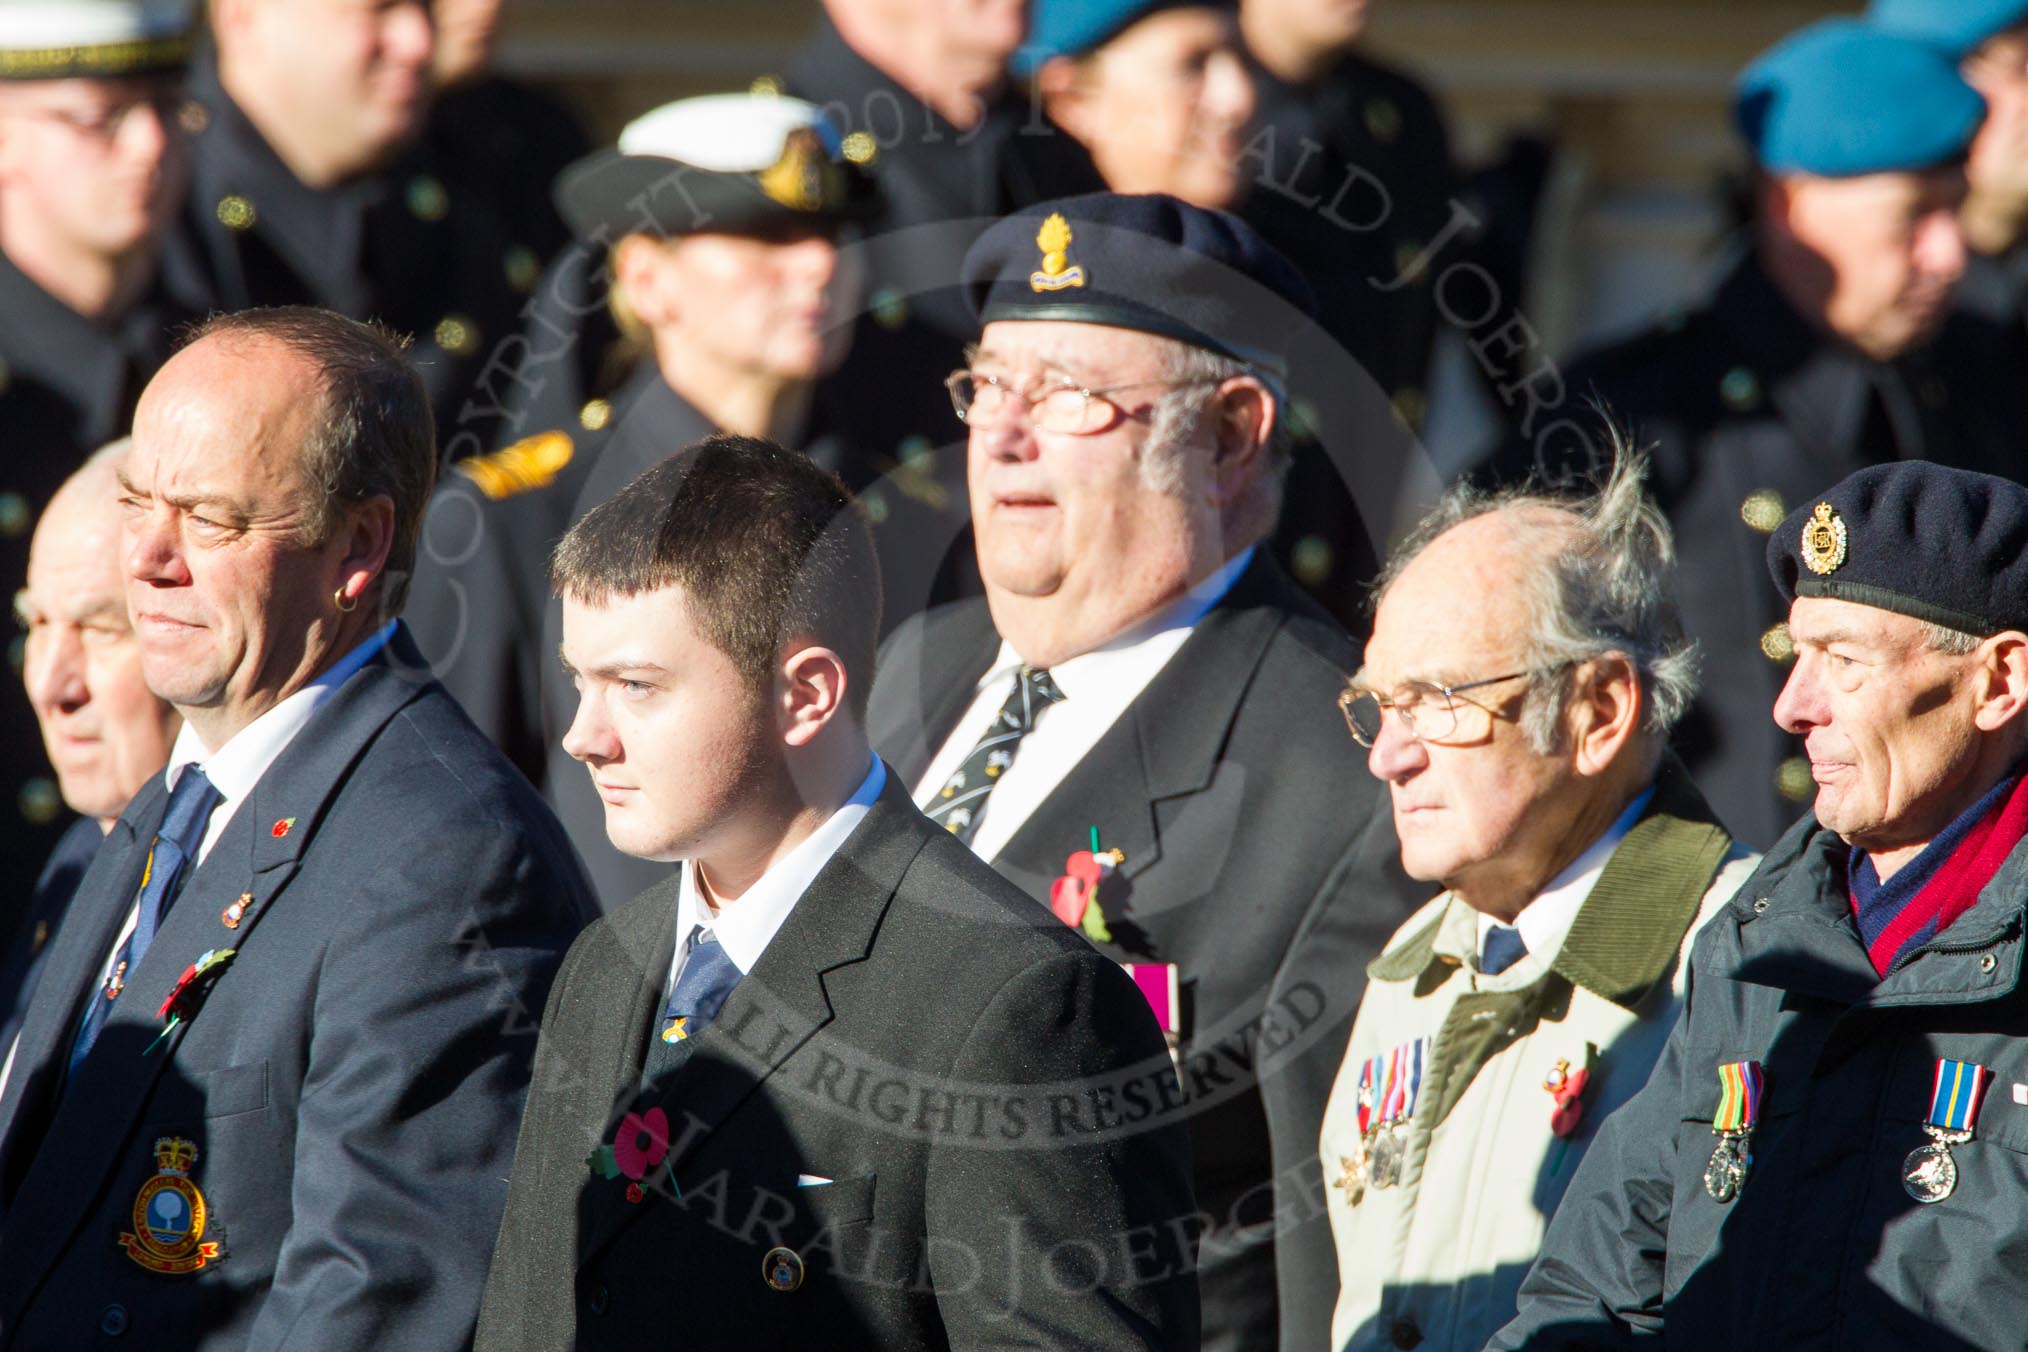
top-left (1870, 0), bottom-right (2028, 58)
top-left (1013, 0), bottom-right (1225, 76)
top-left (1735, 19), bottom-right (1986, 175)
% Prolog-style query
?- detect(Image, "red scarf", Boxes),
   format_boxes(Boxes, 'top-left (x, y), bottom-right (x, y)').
top-left (1850, 771), bottom-right (2028, 976)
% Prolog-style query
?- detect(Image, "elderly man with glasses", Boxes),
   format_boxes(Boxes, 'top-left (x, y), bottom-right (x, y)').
top-left (1316, 447), bottom-right (1757, 1352)
top-left (868, 191), bottom-right (1424, 1352)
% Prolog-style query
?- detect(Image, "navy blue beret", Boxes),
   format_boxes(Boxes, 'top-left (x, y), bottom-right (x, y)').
top-left (1871, 0), bottom-right (2028, 58)
top-left (960, 191), bottom-right (1317, 378)
top-left (1735, 19), bottom-right (1986, 176)
top-left (1767, 462), bottom-right (2028, 636)
top-left (1013, 0), bottom-right (1225, 75)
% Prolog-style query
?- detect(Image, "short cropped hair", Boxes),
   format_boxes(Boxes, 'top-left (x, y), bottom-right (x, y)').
top-left (188, 307), bottom-right (436, 612)
top-left (1376, 428), bottom-right (1699, 754)
top-left (549, 434), bottom-right (883, 719)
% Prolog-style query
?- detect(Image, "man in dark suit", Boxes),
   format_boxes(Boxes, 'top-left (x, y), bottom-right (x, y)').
top-left (477, 435), bottom-right (1197, 1349)
top-left (0, 308), bottom-right (594, 1349)
top-left (865, 192), bottom-right (1422, 1351)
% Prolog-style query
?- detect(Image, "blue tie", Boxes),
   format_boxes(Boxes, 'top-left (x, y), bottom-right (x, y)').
top-left (641, 927), bottom-right (743, 1087)
top-left (1481, 923), bottom-right (1529, 976)
top-left (69, 768), bottom-right (221, 1076)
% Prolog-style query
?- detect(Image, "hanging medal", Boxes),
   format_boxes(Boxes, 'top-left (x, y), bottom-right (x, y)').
top-left (1903, 1058), bottom-right (1989, 1204)
top-left (1703, 1060), bottom-right (1765, 1203)
top-left (1362, 1037), bottom-right (1428, 1191)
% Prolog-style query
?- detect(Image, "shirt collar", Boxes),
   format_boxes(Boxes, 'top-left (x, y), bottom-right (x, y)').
top-left (167, 620), bottom-right (397, 800)
top-left (1460, 784), bottom-right (1656, 968)
top-left (676, 756), bottom-right (886, 974)
top-left (983, 545), bottom-right (1256, 698)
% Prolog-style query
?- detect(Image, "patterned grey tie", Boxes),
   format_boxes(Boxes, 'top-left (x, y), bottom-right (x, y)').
top-left (924, 665), bottom-right (1065, 845)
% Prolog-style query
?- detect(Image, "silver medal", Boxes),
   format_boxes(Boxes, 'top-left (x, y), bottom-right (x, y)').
top-left (1366, 1126), bottom-right (1403, 1190)
top-left (1703, 1135), bottom-right (1749, 1203)
top-left (1902, 1138), bottom-right (1959, 1204)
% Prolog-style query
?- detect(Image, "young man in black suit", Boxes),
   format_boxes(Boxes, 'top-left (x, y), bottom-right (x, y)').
top-left (0, 308), bottom-right (594, 1348)
top-left (477, 435), bottom-right (1199, 1350)
top-left (866, 191), bottom-right (1424, 1351)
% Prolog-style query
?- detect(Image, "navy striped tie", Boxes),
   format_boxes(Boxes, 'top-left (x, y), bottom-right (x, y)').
top-left (924, 665), bottom-right (1064, 845)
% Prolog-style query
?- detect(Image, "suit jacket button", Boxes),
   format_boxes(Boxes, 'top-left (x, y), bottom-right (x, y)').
top-left (1389, 1316), bottom-right (1422, 1349)
top-left (763, 1246), bottom-right (805, 1292)
top-left (100, 1304), bottom-right (128, 1336)
top-left (588, 1284), bottom-right (609, 1316)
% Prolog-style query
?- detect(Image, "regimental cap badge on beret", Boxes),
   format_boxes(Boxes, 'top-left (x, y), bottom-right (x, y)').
top-left (1801, 502), bottom-right (1848, 575)
top-left (1029, 213), bottom-right (1087, 293)
top-left (757, 127), bottom-right (841, 213)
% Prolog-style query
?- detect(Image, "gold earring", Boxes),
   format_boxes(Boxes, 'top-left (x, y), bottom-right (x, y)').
top-left (333, 587), bottom-right (358, 614)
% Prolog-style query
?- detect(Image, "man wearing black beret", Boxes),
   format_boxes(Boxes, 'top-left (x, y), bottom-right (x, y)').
top-left (866, 190), bottom-right (1422, 1351)
top-left (1496, 459), bottom-right (2028, 1349)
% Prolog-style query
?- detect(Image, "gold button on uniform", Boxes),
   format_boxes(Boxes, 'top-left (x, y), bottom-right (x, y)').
top-left (580, 399), bottom-right (612, 432)
top-left (1760, 622), bottom-right (1795, 662)
top-left (1291, 534), bottom-right (1334, 586)
top-left (841, 131), bottom-right (877, 165)
top-left (1740, 489), bottom-right (1785, 533)
top-left (1365, 97), bottom-right (1402, 144)
top-left (0, 491), bottom-right (27, 537)
top-left (1776, 756), bottom-right (1815, 803)
top-left (433, 314), bottom-right (479, 356)
top-left (504, 245), bottom-right (540, 292)
top-left (1720, 367), bottom-right (1760, 412)
top-left (762, 1246), bottom-right (804, 1292)
top-left (18, 777), bottom-right (59, 824)
top-left (216, 194), bottom-right (256, 231)
top-left (406, 175), bottom-right (450, 223)
top-left (870, 287), bottom-right (908, 332)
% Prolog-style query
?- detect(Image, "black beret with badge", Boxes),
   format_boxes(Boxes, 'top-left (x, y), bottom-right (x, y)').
top-left (959, 190), bottom-right (1318, 380)
top-left (553, 92), bottom-right (880, 242)
top-left (0, 0), bottom-right (192, 81)
top-left (1767, 462), bottom-right (2028, 636)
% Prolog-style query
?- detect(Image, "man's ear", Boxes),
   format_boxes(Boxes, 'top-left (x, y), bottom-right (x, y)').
top-left (1973, 632), bottom-right (2028, 733)
top-left (335, 494), bottom-right (396, 612)
top-left (1568, 654), bottom-right (1644, 777)
top-left (1035, 55), bottom-right (1090, 138)
top-left (779, 644), bottom-right (849, 747)
top-left (611, 234), bottom-right (676, 329)
top-left (1209, 378), bottom-right (1273, 506)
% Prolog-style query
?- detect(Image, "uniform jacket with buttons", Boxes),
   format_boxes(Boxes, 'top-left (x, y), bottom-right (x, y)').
top-left (1321, 766), bottom-right (1753, 1352)
top-left (474, 768), bottom-right (1200, 1351)
top-left (0, 626), bottom-right (594, 1350)
top-left (1486, 247), bottom-right (2028, 851)
top-left (1492, 807), bottom-right (2028, 1350)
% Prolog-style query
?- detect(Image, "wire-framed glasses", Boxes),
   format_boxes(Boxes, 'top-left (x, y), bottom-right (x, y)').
top-left (943, 369), bottom-right (1222, 436)
top-left (1338, 670), bottom-right (1544, 748)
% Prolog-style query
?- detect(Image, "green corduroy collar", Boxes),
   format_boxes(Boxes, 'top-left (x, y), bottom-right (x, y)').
top-left (1367, 758), bottom-right (1736, 1009)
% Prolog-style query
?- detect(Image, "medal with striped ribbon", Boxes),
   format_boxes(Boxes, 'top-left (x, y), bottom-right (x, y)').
top-left (1903, 1058), bottom-right (1990, 1204)
top-left (1703, 1060), bottom-right (1765, 1203)
top-left (1359, 1037), bottom-right (1428, 1192)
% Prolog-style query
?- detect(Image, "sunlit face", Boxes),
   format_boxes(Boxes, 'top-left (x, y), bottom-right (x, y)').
top-left (966, 320), bottom-right (1217, 630)
top-left (1048, 7), bottom-right (1256, 209)
top-left (1774, 596), bottom-right (1990, 852)
top-left (0, 75), bottom-right (189, 260)
top-left (559, 585), bottom-right (774, 863)
top-left (1776, 167), bottom-right (1969, 359)
top-left (121, 337), bottom-right (356, 741)
top-left (622, 227), bottom-right (853, 384)
top-left (1359, 514), bottom-right (1579, 901)
top-left (1964, 28), bottom-right (2028, 217)
top-left (1239, 0), bottom-right (1374, 56)
top-left (232, 0), bottom-right (434, 173)
top-left (20, 468), bottom-right (179, 821)
top-left (430, 0), bottom-right (503, 85)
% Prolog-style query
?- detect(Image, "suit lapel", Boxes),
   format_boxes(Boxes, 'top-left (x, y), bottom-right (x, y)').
top-left (0, 630), bottom-right (432, 1311)
top-left (991, 556), bottom-right (1305, 905)
top-left (579, 771), bottom-right (931, 1264)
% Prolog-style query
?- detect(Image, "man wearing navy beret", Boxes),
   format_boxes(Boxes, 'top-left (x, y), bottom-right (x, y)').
top-left (865, 190), bottom-right (1422, 1351)
top-left (1872, 1), bottom-right (2028, 356)
top-left (1486, 18), bottom-right (2028, 854)
top-left (1495, 459), bottom-right (2028, 1349)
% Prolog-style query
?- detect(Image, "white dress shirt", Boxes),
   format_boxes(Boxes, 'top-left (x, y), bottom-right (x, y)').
top-left (663, 756), bottom-right (886, 1001)
top-left (0, 623), bottom-right (397, 1105)
top-left (911, 548), bottom-right (1254, 862)
top-left (1474, 784), bottom-right (1656, 969)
